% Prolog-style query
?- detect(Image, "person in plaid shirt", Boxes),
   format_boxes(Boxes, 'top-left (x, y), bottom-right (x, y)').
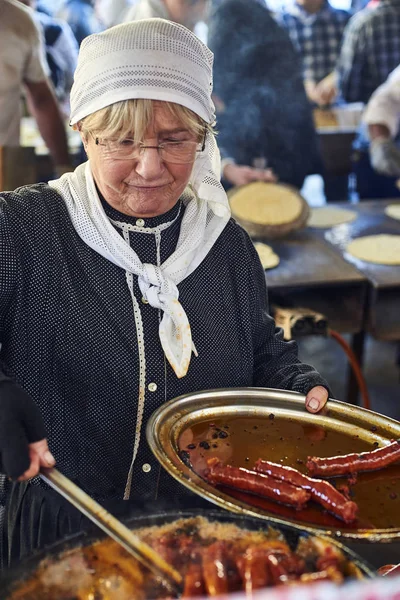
top-left (337, 0), bottom-right (400, 104)
top-left (336, 0), bottom-right (400, 198)
top-left (279, 0), bottom-right (350, 106)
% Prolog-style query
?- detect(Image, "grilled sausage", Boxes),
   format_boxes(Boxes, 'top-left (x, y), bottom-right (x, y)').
top-left (254, 459), bottom-right (358, 523)
top-left (306, 440), bottom-right (400, 477)
top-left (205, 458), bottom-right (310, 509)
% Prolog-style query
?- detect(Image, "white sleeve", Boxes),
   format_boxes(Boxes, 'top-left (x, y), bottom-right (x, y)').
top-left (363, 65), bottom-right (400, 139)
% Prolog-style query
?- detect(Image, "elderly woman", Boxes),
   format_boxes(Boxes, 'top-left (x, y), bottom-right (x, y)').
top-left (0, 19), bottom-right (329, 565)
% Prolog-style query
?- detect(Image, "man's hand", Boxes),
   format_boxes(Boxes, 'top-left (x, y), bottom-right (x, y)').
top-left (370, 136), bottom-right (400, 177)
top-left (313, 72), bottom-right (338, 107)
top-left (305, 386), bottom-right (329, 413)
top-left (223, 163), bottom-right (278, 187)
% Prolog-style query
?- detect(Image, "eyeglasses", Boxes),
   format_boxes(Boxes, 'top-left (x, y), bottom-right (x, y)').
top-left (88, 131), bottom-right (206, 164)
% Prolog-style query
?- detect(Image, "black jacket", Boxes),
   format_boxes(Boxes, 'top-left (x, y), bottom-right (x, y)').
top-left (208, 0), bottom-right (322, 188)
top-left (0, 183), bottom-right (328, 562)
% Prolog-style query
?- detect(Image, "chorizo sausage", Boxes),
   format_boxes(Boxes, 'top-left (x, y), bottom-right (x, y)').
top-left (205, 458), bottom-right (310, 509)
top-left (254, 459), bottom-right (358, 523)
top-left (182, 562), bottom-right (206, 597)
top-left (306, 440), bottom-right (400, 477)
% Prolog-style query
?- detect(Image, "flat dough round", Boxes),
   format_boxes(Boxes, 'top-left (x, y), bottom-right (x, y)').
top-left (308, 207), bottom-right (357, 228)
top-left (346, 234), bottom-right (400, 265)
top-left (254, 242), bottom-right (280, 269)
top-left (385, 204), bottom-right (400, 221)
top-left (230, 182), bottom-right (303, 225)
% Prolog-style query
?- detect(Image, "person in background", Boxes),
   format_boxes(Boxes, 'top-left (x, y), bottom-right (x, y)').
top-left (96, 0), bottom-right (135, 27)
top-left (208, 0), bottom-right (321, 190)
top-left (36, 0), bottom-right (63, 14)
top-left (57, 0), bottom-right (104, 46)
top-left (350, 0), bottom-right (369, 11)
top-left (337, 0), bottom-right (400, 104)
top-left (0, 18), bottom-right (329, 565)
top-left (124, 0), bottom-right (209, 32)
top-left (279, 0), bottom-right (350, 107)
top-left (18, 0), bottom-right (79, 117)
top-left (0, 0), bottom-right (71, 177)
top-left (337, 0), bottom-right (400, 198)
top-left (361, 64), bottom-right (400, 197)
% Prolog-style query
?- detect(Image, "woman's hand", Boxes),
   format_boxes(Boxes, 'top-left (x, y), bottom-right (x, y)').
top-left (17, 439), bottom-right (56, 481)
top-left (305, 386), bottom-right (329, 413)
top-left (0, 380), bottom-right (56, 480)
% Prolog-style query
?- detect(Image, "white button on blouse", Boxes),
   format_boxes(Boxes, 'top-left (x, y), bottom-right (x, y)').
top-left (148, 382), bottom-right (157, 392)
top-left (142, 463), bottom-right (151, 473)
top-left (136, 218), bottom-right (145, 227)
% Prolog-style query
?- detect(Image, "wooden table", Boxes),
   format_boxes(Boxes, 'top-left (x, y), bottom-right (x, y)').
top-left (265, 230), bottom-right (368, 335)
top-left (313, 106), bottom-right (362, 177)
top-left (320, 200), bottom-right (400, 341)
top-left (256, 199), bottom-right (400, 402)
top-left (19, 117), bottom-right (82, 183)
top-left (257, 229), bottom-right (368, 403)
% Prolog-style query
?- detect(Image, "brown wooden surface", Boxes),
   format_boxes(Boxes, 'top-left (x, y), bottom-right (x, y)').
top-left (321, 200), bottom-right (400, 288)
top-left (0, 146), bottom-right (36, 191)
top-left (262, 229), bottom-right (365, 288)
top-left (258, 230), bottom-right (367, 334)
top-left (313, 200), bottom-right (400, 340)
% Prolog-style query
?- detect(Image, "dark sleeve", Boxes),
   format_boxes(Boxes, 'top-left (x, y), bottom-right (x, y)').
top-left (208, 0), bottom-right (320, 187)
top-left (337, 14), bottom-right (368, 103)
top-left (0, 196), bottom-right (19, 382)
top-left (64, 7), bottom-right (94, 46)
top-left (243, 234), bottom-right (331, 396)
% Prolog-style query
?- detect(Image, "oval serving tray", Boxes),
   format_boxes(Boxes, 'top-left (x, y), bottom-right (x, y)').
top-left (146, 388), bottom-right (400, 542)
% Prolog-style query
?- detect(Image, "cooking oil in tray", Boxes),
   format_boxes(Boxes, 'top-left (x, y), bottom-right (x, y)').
top-left (179, 416), bottom-right (400, 531)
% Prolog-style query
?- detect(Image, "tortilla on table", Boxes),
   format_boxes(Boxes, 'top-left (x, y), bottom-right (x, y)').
top-left (254, 242), bottom-right (280, 269)
top-left (384, 204), bottom-right (400, 221)
top-left (346, 234), bottom-right (400, 265)
top-left (308, 206), bottom-right (357, 228)
top-left (230, 182), bottom-right (303, 225)
top-left (229, 181), bottom-right (309, 239)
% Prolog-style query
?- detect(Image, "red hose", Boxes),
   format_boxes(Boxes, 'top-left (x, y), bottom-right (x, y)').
top-left (329, 329), bottom-right (371, 410)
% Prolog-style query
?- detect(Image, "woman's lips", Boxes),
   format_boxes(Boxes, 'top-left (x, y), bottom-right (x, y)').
top-left (125, 183), bottom-right (169, 189)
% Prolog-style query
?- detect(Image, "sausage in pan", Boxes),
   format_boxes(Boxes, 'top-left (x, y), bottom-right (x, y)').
top-left (306, 440), bottom-right (400, 477)
top-left (254, 459), bottom-right (358, 523)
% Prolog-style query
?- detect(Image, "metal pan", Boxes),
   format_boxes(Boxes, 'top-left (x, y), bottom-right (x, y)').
top-left (146, 387), bottom-right (400, 542)
top-left (0, 509), bottom-right (375, 599)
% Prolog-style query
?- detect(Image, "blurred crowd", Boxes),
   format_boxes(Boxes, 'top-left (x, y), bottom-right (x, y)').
top-left (1, 0), bottom-right (400, 200)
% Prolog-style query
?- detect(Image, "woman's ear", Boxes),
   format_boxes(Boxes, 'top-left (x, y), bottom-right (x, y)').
top-left (75, 123), bottom-right (89, 154)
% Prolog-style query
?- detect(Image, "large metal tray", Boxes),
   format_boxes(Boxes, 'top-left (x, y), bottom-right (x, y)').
top-left (146, 388), bottom-right (400, 542)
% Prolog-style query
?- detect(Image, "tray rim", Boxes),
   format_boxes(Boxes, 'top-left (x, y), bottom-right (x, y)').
top-left (146, 387), bottom-right (400, 543)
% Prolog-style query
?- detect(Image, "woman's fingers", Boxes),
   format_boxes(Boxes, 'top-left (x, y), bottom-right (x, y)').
top-left (17, 439), bottom-right (56, 481)
top-left (305, 386), bottom-right (329, 414)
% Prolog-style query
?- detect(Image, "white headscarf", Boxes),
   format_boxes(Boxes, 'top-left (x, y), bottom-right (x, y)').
top-left (50, 19), bottom-right (230, 379)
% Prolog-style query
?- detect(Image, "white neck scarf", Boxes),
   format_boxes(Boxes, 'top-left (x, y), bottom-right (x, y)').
top-left (49, 134), bottom-right (230, 379)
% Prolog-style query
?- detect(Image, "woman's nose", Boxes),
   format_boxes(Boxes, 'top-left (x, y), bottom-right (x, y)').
top-left (134, 147), bottom-right (165, 179)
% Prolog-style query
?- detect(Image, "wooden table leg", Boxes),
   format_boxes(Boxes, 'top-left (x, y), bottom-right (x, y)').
top-left (346, 331), bottom-right (366, 405)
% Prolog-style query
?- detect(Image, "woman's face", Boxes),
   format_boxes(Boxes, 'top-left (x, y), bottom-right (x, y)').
top-left (83, 102), bottom-right (198, 218)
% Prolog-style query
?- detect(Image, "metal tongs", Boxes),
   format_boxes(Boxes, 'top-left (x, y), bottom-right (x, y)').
top-left (40, 467), bottom-right (182, 593)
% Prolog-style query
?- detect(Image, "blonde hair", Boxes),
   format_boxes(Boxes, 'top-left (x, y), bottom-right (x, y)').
top-left (78, 98), bottom-right (213, 142)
